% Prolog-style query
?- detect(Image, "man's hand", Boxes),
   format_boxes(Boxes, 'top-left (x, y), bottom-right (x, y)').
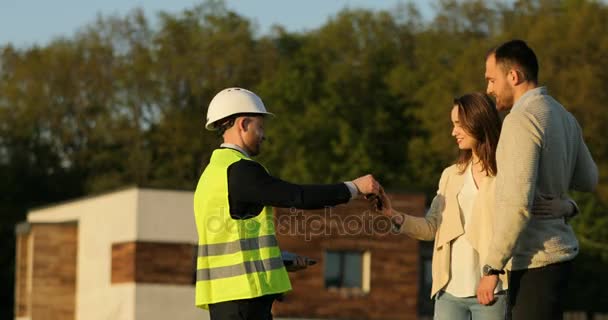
top-left (366, 187), bottom-right (404, 233)
top-left (282, 251), bottom-right (316, 272)
top-left (531, 194), bottom-right (577, 219)
top-left (477, 275), bottom-right (499, 305)
top-left (368, 186), bottom-right (393, 216)
top-left (352, 174), bottom-right (380, 196)
top-left (285, 255), bottom-right (309, 272)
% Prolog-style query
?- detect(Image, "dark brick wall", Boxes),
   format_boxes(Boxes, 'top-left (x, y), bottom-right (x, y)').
top-left (273, 194), bottom-right (426, 320)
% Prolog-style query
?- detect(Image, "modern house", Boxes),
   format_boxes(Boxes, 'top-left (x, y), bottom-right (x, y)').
top-left (14, 187), bottom-right (429, 320)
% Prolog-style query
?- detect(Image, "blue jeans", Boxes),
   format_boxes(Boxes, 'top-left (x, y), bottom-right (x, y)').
top-left (434, 291), bottom-right (507, 320)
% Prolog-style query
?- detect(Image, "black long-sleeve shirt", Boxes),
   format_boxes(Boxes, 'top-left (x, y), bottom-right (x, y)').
top-left (226, 158), bottom-right (352, 219)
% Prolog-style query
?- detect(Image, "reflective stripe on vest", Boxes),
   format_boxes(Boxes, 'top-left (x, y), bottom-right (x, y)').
top-left (197, 256), bottom-right (284, 281)
top-left (198, 234), bottom-right (278, 257)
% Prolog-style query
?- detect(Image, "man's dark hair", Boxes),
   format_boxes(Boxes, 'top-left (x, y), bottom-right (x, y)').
top-left (488, 39), bottom-right (539, 84)
top-left (215, 113), bottom-right (263, 136)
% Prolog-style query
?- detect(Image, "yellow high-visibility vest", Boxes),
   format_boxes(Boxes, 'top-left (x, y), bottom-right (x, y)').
top-left (193, 148), bottom-right (291, 309)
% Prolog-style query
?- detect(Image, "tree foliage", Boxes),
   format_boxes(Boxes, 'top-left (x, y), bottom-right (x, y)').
top-left (1, 0), bottom-right (607, 317)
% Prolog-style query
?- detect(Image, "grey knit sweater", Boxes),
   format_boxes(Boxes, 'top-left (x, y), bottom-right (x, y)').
top-left (485, 87), bottom-right (598, 271)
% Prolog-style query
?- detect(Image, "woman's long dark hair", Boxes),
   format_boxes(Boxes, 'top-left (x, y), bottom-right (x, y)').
top-left (453, 93), bottom-right (502, 176)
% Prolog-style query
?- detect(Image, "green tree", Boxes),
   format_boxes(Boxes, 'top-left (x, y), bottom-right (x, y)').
top-left (1, 0), bottom-right (607, 318)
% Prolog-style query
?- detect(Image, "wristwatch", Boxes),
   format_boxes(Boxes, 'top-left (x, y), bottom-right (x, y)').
top-left (482, 264), bottom-right (505, 276)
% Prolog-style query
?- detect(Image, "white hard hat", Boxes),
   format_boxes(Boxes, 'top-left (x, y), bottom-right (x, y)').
top-left (205, 87), bottom-right (274, 131)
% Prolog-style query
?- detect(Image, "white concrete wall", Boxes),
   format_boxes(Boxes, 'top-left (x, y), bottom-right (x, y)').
top-left (135, 284), bottom-right (208, 320)
top-left (29, 188), bottom-right (139, 320)
top-left (136, 189), bottom-right (198, 243)
top-left (27, 187), bottom-right (210, 320)
top-left (102, 284), bottom-right (136, 320)
top-left (135, 189), bottom-right (209, 320)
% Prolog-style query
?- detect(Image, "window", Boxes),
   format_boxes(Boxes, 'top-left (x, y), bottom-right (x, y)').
top-left (324, 250), bottom-right (370, 292)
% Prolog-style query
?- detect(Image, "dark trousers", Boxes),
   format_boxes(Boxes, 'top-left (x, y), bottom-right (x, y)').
top-left (507, 260), bottom-right (572, 320)
top-left (208, 294), bottom-right (280, 320)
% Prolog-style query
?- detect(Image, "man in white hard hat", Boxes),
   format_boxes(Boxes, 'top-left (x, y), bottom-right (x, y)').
top-left (193, 87), bottom-right (381, 320)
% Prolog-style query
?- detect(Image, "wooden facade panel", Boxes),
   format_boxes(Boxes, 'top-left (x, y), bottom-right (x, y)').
top-left (30, 223), bottom-right (78, 320)
top-left (112, 241), bottom-right (195, 285)
top-left (111, 242), bottom-right (137, 284)
top-left (14, 231), bottom-right (31, 317)
top-left (134, 242), bottom-right (195, 285)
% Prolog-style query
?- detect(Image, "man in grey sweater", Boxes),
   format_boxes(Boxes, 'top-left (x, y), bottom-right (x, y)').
top-left (476, 40), bottom-right (598, 319)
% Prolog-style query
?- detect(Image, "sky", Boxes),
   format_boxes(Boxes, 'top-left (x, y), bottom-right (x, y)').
top-left (0, 0), bottom-right (433, 47)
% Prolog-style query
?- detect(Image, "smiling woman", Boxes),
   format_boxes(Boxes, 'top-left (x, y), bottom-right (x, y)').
top-left (451, 93), bottom-right (501, 177)
top-left (375, 91), bottom-right (577, 320)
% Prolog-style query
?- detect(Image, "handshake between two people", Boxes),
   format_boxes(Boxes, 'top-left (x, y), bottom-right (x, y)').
top-left (283, 174), bottom-right (396, 274)
top-left (352, 174), bottom-right (396, 219)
